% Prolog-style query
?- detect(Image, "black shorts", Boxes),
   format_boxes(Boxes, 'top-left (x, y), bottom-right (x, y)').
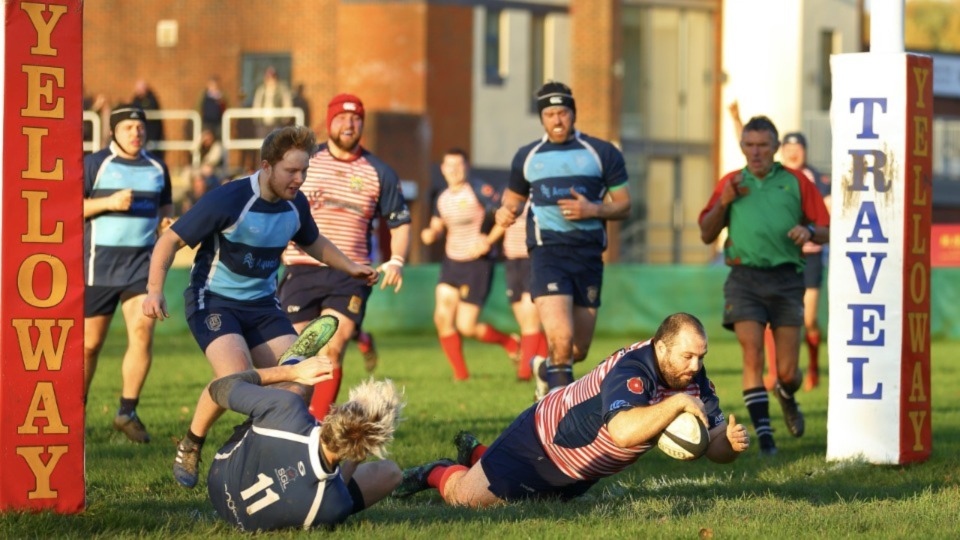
top-left (278, 265), bottom-right (372, 326)
top-left (803, 253), bottom-right (824, 289)
top-left (529, 245), bottom-right (603, 308)
top-left (722, 265), bottom-right (805, 331)
top-left (85, 279), bottom-right (148, 317)
top-left (438, 257), bottom-right (494, 306)
top-left (185, 290), bottom-right (295, 353)
top-left (481, 405), bottom-right (596, 502)
top-left (504, 257), bottom-right (532, 304)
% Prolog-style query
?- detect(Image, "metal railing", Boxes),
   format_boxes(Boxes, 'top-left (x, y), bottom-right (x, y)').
top-left (221, 107), bottom-right (305, 150)
top-left (81, 108), bottom-right (202, 167)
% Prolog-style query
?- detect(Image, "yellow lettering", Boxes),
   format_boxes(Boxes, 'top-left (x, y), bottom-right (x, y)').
top-left (908, 410), bottom-right (927, 452)
top-left (912, 66), bottom-right (930, 109)
top-left (21, 191), bottom-right (64, 243)
top-left (913, 116), bottom-right (928, 156)
top-left (909, 361), bottom-right (927, 402)
top-left (911, 165), bottom-right (928, 205)
top-left (18, 382), bottom-right (68, 435)
top-left (11, 319), bottom-right (75, 371)
top-left (15, 446), bottom-right (69, 499)
top-left (911, 214), bottom-right (927, 255)
top-left (909, 262), bottom-right (927, 304)
top-left (18, 254), bottom-right (68, 308)
top-left (22, 127), bottom-right (64, 180)
top-left (19, 2), bottom-right (67, 56)
top-left (21, 65), bottom-right (65, 118)
top-left (908, 312), bottom-right (929, 354)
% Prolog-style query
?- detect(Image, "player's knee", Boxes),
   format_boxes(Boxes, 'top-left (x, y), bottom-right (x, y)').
top-left (382, 461), bottom-right (402, 491)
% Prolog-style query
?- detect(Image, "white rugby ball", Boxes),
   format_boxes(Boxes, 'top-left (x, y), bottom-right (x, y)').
top-left (657, 411), bottom-right (710, 461)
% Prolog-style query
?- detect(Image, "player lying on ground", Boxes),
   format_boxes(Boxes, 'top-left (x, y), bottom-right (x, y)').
top-left (393, 312), bottom-right (749, 506)
top-left (206, 355), bottom-right (404, 531)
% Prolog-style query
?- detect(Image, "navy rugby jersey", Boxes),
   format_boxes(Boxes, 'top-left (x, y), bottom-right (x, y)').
top-left (535, 340), bottom-right (724, 481)
top-left (172, 173), bottom-right (319, 307)
top-left (208, 382), bottom-right (353, 532)
top-left (508, 131), bottom-right (628, 250)
top-left (83, 144), bottom-right (172, 286)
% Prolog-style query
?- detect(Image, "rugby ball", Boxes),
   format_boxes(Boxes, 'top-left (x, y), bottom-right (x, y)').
top-left (657, 412), bottom-right (710, 461)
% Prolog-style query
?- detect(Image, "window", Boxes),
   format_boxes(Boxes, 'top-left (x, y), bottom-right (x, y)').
top-left (484, 9), bottom-right (506, 85)
top-left (529, 13), bottom-right (546, 112)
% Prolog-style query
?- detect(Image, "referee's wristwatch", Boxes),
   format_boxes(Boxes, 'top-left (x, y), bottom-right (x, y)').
top-left (806, 224), bottom-right (816, 238)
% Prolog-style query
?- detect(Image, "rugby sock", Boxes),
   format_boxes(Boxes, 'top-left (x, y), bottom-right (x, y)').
top-left (185, 429), bottom-right (206, 448)
top-left (546, 363), bottom-right (574, 389)
top-left (743, 387), bottom-right (775, 450)
top-left (309, 367), bottom-right (342, 421)
top-left (763, 327), bottom-right (778, 390)
top-left (118, 397), bottom-right (139, 417)
top-left (805, 330), bottom-right (821, 389)
top-left (517, 334), bottom-right (541, 380)
top-left (440, 333), bottom-right (469, 380)
top-left (470, 444), bottom-right (488, 466)
top-left (478, 324), bottom-right (519, 356)
top-left (537, 331), bottom-right (549, 358)
top-left (437, 464), bottom-right (468, 496)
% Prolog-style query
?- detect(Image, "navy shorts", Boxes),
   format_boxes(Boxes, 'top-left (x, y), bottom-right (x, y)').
top-left (529, 245), bottom-right (603, 308)
top-left (504, 257), bottom-right (532, 304)
top-left (185, 290), bottom-right (295, 353)
top-left (438, 257), bottom-right (494, 306)
top-left (278, 265), bottom-right (372, 326)
top-left (85, 279), bottom-right (148, 317)
top-left (803, 253), bottom-right (824, 289)
top-left (481, 405), bottom-right (596, 502)
top-left (722, 265), bottom-right (805, 331)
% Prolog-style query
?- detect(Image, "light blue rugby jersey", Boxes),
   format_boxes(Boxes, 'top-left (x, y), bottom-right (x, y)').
top-left (83, 144), bottom-right (172, 286)
top-left (507, 131), bottom-right (628, 250)
top-left (172, 173), bottom-right (319, 306)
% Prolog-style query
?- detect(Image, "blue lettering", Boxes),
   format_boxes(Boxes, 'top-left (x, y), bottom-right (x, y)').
top-left (850, 97), bottom-right (887, 139)
top-left (846, 357), bottom-right (883, 399)
top-left (846, 252), bottom-right (888, 293)
top-left (846, 201), bottom-right (889, 243)
top-left (847, 304), bottom-right (886, 346)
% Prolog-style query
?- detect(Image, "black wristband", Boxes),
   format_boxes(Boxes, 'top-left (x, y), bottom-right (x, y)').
top-left (806, 224), bottom-right (816, 237)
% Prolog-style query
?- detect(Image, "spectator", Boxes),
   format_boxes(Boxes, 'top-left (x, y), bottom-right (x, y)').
top-left (251, 66), bottom-right (293, 138)
top-left (698, 115), bottom-right (829, 456)
top-left (198, 75), bottom-right (227, 138)
top-left (132, 79), bottom-right (165, 160)
top-left (292, 82), bottom-right (312, 130)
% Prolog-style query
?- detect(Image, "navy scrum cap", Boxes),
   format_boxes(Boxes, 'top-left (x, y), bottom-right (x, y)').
top-left (536, 81), bottom-right (576, 115)
top-left (782, 132), bottom-right (807, 148)
top-left (110, 105), bottom-right (146, 132)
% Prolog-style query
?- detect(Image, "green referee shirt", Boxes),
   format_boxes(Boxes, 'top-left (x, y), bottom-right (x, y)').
top-left (724, 163), bottom-right (807, 269)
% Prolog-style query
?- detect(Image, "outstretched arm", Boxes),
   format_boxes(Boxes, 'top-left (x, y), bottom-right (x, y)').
top-left (208, 356), bottom-right (335, 410)
top-left (606, 393), bottom-right (707, 449)
top-left (705, 413), bottom-right (749, 463)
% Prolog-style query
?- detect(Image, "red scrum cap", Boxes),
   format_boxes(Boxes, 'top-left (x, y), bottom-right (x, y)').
top-left (326, 93), bottom-right (365, 132)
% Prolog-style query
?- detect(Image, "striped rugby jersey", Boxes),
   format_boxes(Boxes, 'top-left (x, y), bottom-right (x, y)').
top-left (172, 173), bottom-right (319, 306)
top-left (282, 144), bottom-right (410, 266)
top-left (508, 131), bottom-right (628, 250)
top-left (435, 180), bottom-right (500, 261)
top-left (534, 340), bottom-right (724, 481)
top-left (502, 203), bottom-right (529, 260)
top-left (83, 143), bottom-right (172, 286)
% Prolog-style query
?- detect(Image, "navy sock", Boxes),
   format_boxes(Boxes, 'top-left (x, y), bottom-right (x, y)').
top-left (546, 363), bottom-right (574, 389)
top-left (118, 397), bottom-right (139, 417)
top-left (743, 387), bottom-right (775, 449)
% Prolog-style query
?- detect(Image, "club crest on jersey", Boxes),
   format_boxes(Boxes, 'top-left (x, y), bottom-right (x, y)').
top-left (627, 377), bottom-right (644, 394)
top-left (205, 313), bottom-right (222, 332)
top-left (350, 176), bottom-right (364, 191)
top-left (348, 295), bottom-right (362, 314)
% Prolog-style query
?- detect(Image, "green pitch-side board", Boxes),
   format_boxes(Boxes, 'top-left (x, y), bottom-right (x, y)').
top-left (132, 265), bottom-right (960, 341)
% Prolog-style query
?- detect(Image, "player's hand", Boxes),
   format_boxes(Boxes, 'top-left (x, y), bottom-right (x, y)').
top-left (157, 217), bottom-right (174, 235)
top-left (291, 355), bottom-right (335, 385)
top-left (725, 413), bottom-right (750, 453)
top-left (495, 206), bottom-right (518, 228)
top-left (420, 228), bottom-right (437, 246)
top-left (142, 292), bottom-right (169, 321)
top-left (350, 263), bottom-right (380, 286)
top-left (110, 189), bottom-right (134, 212)
top-left (470, 240), bottom-right (492, 259)
top-left (672, 393), bottom-right (708, 427)
top-left (557, 188), bottom-right (594, 220)
top-left (376, 259), bottom-right (404, 292)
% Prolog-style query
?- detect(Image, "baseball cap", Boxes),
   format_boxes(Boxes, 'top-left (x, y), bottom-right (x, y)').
top-left (782, 132), bottom-right (807, 148)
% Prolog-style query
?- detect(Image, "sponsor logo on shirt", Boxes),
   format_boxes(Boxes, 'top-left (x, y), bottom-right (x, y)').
top-left (609, 399), bottom-right (630, 412)
top-left (275, 465), bottom-right (299, 492)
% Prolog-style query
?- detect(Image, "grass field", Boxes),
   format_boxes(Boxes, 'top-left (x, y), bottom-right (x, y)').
top-left (2, 330), bottom-right (959, 539)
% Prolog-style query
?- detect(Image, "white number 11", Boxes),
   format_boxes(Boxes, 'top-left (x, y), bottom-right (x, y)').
top-left (240, 473), bottom-right (280, 515)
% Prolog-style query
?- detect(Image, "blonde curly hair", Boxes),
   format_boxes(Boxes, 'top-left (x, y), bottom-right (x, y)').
top-left (319, 378), bottom-right (404, 462)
